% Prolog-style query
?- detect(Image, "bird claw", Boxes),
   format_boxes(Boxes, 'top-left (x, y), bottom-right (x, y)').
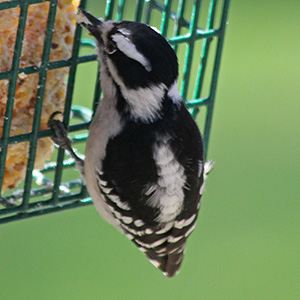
top-left (48, 111), bottom-right (85, 178)
top-left (48, 111), bottom-right (72, 151)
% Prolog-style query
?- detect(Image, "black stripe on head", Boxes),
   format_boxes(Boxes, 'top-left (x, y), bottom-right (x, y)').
top-left (106, 21), bottom-right (178, 89)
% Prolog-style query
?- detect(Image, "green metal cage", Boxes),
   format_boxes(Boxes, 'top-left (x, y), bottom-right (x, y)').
top-left (0, 0), bottom-right (230, 224)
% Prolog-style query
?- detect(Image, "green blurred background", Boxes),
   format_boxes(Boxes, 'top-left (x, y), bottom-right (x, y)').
top-left (1, 1), bottom-right (300, 299)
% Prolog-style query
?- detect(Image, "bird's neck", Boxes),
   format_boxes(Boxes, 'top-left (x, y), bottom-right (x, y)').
top-left (100, 61), bottom-right (181, 123)
top-left (117, 83), bottom-right (167, 123)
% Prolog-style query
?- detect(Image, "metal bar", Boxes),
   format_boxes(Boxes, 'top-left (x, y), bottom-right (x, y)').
top-left (32, 169), bottom-right (71, 196)
top-left (0, 0), bottom-right (50, 10)
top-left (80, 39), bottom-right (97, 48)
top-left (193, 0), bottom-right (218, 101)
top-left (0, 1), bottom-right (29, 195)
top-left (160, 0), bottom-right (172, 38)
top-left (41, 157), bottom-right (82, 174)
top-left (0, 179), bottom-right (85, 216)
top-left (0, 1), bottom-right (20, 10)
top-left (167, 28), bottom-right (219, 45)
top-left (150, 0), bottom-right (189, 28)
top-left (51, 0), bottom-right (87, 205)
top-left (116, 0), bottom-right (126, 21)
top-left (189, 0), bottom-right (217, 122)
top-left (145, 0), bottom-right (217, 37)
top-left (105, 0), bottom-right (115, 20)
top-left (21, 0), bottom-right (58, 210)
top-left (71, 105), bottom-right (93, 122)
top-left (134, 0), bottom-right (144, 22)
top-left (203, 0), bottom-right (230, 158)
top-left (185, 97), bottom-right (210, 108)
top-left (42, 158), bottom-right (78, 174)
top-left (144, 0), bottom-right (154, 24)
top-left (0, 54), bottom-right (98, 81)
top-left (1, 122), bottom-right (89, 146)
top-left (173, 0), bottom-right (186, 53)
top-left (0, 179), bottom-right (83, 216)
top-left (0, 198), bottom-right (92, 225)
top-left (180, 0), bottom-right (202, 101)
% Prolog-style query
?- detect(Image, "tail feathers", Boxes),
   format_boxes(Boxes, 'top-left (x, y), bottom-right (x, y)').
top-left (145, 238), bottom-right (187, 278)
top-left (163, 245), bottom-right (186, 277)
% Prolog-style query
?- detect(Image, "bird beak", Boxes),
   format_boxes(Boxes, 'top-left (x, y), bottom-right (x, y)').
top-left (76, 9), bottom-right (103, 40)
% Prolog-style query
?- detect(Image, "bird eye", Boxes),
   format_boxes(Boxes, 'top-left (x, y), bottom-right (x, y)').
top-left (106, 39), bottom-right (117, 55)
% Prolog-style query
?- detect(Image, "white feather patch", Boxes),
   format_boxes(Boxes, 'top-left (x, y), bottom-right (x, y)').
top-left (100, 186), bottom-right (113, 194)
top-left (134, 219), bottom-right (145, 227)
top-left (106, 59), bottom-right (165, 122)
top-left (184, 222), bottom-right (196, 237)
top-left (138, 247), bottom-right (147, 253)
top-left (145, 228), bottom-right (153, 234)
top-left (174, 214), bottom-right (196, 229)
top-left (121, 223), bottom-right (142, 236)
top-left (122, 216), bottom-right (133, 224)
top-left (155, 247), bottom-right (167, 254)
top-left (147, 139), bottom-right (186, 223)
top-left (110, 206), bottom-right (133, 226)
top-left (109, 194), bottom-right (131, 211)
top-left (135, 237), bottom-right (168, 249)
top-left (168, 245), bottom-right (185, 255)
top-left (111, 33), bottom-right (152, 72)
top-left (200, 160), bottom-right (215, 195)
top-left (167, 81), bottom-right (181, 103)
top-left (112, 210), bottom-right (122, 219)
top-left (198, 160), bottom-right (203, 177)
top-left (156, 222), bottom-right (174, 234)
top-left (149, 259), bottom-right (161, 268)
top-left (204, 160), bottom-right (214, 175)
top-left (121, 84), bottom-right (166, 122)
top-left (168, 235), bottom-right (183, 244)
top-left (199, 182), bottom-right (205, 195)
top-left (126, 233), bottom-right (134, 240)
top-left (96, 173), bottom-right (131, 211)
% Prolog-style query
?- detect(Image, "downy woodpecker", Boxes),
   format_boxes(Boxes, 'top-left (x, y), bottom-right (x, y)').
top-left (49, 9), bottom-right (214, 277)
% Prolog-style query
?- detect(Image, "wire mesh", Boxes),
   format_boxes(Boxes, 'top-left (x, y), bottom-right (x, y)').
top-left (0, 0), bottom-right (230, 224)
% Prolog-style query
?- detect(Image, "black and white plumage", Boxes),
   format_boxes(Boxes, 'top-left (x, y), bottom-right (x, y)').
top-left (59, 9), bottom-right (213, 277)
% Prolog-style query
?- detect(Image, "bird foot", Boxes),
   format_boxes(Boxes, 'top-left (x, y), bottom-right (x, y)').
top-left (48, 111), bottom-right (85, 177)
top-left (48, 111), bottom-right (73, 152)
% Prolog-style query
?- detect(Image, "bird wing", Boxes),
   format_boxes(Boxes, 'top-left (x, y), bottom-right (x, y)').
top-left (96, 106), bottom-right (204, 276)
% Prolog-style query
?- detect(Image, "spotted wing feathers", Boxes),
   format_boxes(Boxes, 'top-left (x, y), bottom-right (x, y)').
top-left (97, 170), bottom-right (198, 277)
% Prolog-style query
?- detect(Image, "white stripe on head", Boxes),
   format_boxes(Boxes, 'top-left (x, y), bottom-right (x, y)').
top-left (111, 33), bottom-right (152, 72)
